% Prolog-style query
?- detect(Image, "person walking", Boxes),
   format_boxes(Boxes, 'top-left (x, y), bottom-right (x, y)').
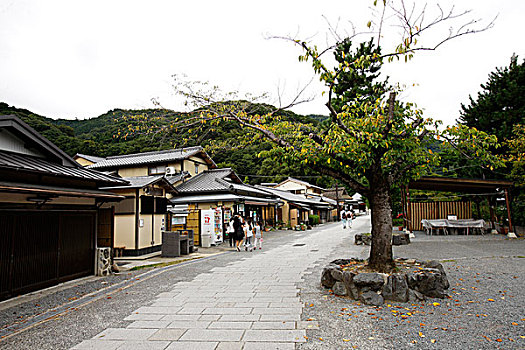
top-left (232, 213), bottom-right (244, 251)
top-left (253, 221), bottom-right (263, 250)
top-left (348, 208), bottom-right (355, 228)
top-left (244, 219), bottom-right (253, 252)
top-left (227, 217), bottom-right (235, 247)
top-left (340, 208), bottom-right (348, 229)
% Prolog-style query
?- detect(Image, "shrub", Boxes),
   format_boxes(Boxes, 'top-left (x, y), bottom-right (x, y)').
top-left (309, 214), bottom-right (320, 225)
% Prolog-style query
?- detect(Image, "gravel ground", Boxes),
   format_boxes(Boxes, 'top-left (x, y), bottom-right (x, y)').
top-left (298, 227), bottom-right (525, 350)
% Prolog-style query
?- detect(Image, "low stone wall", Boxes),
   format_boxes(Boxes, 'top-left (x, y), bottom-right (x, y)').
top-left (321, 258), bottom-right (450, 306)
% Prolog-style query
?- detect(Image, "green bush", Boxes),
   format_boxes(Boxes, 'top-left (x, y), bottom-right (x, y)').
top-left (309, 214), bottom-right (320, 225)
top-left (392, 218), bottom-right (404, 226)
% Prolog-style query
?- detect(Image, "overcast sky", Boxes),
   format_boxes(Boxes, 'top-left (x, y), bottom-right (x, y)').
top-left (0, 0), bottom-right (523, 126)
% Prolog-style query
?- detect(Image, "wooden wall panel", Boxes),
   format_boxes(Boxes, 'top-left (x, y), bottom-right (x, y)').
top-left (409, 201), bottom-right (472, 231)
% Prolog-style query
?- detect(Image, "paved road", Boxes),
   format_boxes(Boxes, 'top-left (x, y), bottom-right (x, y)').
top-left (0, 218), bottom-right (363, 350)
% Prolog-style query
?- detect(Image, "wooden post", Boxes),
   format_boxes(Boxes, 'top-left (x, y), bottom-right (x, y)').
top-left (406, 185), bottom-right (412, 231)
top-left (335, 183), bottom-right (340, 221)
top-left (488, 197), bottom-right (495, 230)
top-left (504, 188), bottom-right (513, 233)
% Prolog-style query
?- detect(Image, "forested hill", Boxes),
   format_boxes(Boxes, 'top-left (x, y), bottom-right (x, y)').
top-left (0, 102), bottom-right (332, 186)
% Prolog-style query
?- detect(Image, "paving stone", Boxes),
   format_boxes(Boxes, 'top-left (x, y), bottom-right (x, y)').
top-left (251, 321), bottom-right (296, 330)
top-left (124, 313), bottom-right (165, 321)
top-left (135, 306), bottom-right (182, 314)
top-left (243, 329), bottom-right (306, 342)
top-left (219, 314), bottom-right (261, 322)
top-left (148, 329), bottom-right (187, 341)
top-left (202, 307), bottom-right (252, 315)
top-left (243, 342), bottom-right (295, 350)
top-left (198, 314), bottom-right (221, 321)
top-left (127, 320), bottom-right (171, 329)
top-left (165, 341), bottom-right (218, 350)
top-left (168, 320), bottom-right (211, 329)
top-left (251, 308), bottom-right (300, 315)
top-left (234, 302), bottom-right (269, 308)
top-left (258, 314), bottom-right (301, 322)
top-left (115, 340), bottom-right (170, 350)
top-left (215, 342), bottom-right (244, 350)
top-left (161, 314), bottom-right (201, 321)
top-left (208, 321), bottom-right (252, 329)
top-left (180, 329), bottom-right (244, 342)
top-left (296, 321), bottom-right (320, 330)
top-left (71, 339), bottom-right (124, 350)
top-left (94, 328), bottom-right (158, 341)
top-left (176, 307), bottom-right (206, 314)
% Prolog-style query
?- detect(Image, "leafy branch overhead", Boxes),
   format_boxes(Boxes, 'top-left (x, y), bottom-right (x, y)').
top-left (115, 0), bottom-right (502, 272)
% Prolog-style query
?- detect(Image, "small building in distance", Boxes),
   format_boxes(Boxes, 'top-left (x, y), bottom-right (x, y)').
top-left (75, 147), bottom-right (216, 256)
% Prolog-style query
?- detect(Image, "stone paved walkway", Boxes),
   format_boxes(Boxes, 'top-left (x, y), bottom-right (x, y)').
top-left (71, 223), bottom-right (350, 350)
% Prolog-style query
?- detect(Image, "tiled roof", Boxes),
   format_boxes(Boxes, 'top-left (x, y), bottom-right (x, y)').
top-left (75, 153), bottom-right (105, 163)
top-left (101, 175), bottom-right (177, 193)
top-left (255, 185), bottom-right (328, 207)
top-left (175, 168), bottom-right (236, 193)
top-left (276, 177), bottom-right (326, 191)
top-left (87, 146), bottom-right (215, 170)
top-left (0, 151), bottom-right (128, 186)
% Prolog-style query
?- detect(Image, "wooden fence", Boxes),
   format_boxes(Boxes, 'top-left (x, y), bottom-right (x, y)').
top-left (408, 201), bottom-right (472, 231)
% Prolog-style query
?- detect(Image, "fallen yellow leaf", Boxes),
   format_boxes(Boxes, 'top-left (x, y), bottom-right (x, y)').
top-left (343, 339), bottom-right (351, 342)
top-left (419, 331), bottom-right (425, 338)
top-left (432, 302), bottom-right (440, 306)
top-left (431, 339), bottom-right (436, 343)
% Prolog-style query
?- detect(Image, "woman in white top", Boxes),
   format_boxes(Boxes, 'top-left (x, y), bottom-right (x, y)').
top-left (243, 219), bottom-right (253, 252)
top-left (253, 221), bottom-right (263, 250)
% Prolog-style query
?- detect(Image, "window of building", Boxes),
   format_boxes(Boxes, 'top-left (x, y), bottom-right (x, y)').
top-left (114, 197), bottom-right (135, 214)
top-left (148, 165), bottom-right (166, 175)
top-left (195, 164), bottom-right (199, 174)
top-left (140, 196), bottom-right (155, 214)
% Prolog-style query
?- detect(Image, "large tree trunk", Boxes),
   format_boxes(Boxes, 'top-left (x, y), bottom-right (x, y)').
top-left (367, 173), bottom-right (394, 272)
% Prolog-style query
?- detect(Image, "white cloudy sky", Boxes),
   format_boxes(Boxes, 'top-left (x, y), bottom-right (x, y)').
top-left (0, 0), bottom-right (523, 126)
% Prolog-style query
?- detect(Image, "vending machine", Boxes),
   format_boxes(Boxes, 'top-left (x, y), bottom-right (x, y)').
top-left (200, 209), bottom-right (214, 247)
top-left (213, 207), bottom-right (223, 244)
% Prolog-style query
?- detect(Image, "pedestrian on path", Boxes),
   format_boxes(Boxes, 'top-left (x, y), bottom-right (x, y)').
top-left (232, 213), bottom-right (244, 251)
top-left (227, 217), bottom-right (235, 247)
top-left (347, 208), bottom-right (354, 229)
top-left (244, 219), bottom-right (254, 252)
top-left (253, 221), bottom-right (263, 250)
top-left (341, 208), bottom-right (348, 229)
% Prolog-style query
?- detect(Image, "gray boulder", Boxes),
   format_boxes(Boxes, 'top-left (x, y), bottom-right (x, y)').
top-left (382, 273), bottom-right (409, 302)
top-left (342, 271), bottom-right (359, 300)
top-left (360, 291), bottom-right (384, 306)
top-left (407, 268), bottom-right (448, 299)
top-left (408, 289), bottom-right (426, 302)
top-left (353, 273), bottom-right (385, 291)
top-left (332, 281), bottom-right (347, 296)
top-left (331, 269), bottom-right (344, 282)
top-left (321, 265), bottom-right (338, 288)
top-left (423, 260), bottom-right (450, 289)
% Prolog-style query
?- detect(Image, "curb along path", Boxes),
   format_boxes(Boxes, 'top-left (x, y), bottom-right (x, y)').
top-left (71, 223), bottom-right (350, 350)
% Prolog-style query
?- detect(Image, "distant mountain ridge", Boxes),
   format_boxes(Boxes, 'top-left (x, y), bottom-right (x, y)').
top-left (0, 102), bottom-right (332, 187)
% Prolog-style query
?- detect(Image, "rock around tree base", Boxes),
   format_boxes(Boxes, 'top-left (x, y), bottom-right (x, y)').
top-left (320, 258), bottom-right (449, 306)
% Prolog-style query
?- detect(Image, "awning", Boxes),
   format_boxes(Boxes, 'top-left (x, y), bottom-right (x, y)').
top-left (0, 181), bottom-right (126, 200)
top-left (170, 193), bottom-right (282, 206)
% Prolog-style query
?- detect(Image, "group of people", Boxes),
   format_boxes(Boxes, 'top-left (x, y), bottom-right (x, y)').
top-left (340, 207), bottom-right (355, 229)
top-left (227, 213), bottom-right (263, 252)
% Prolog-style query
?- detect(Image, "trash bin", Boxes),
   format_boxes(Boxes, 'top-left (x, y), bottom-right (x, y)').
top-left (201, 232), bottom-right (212, 248)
